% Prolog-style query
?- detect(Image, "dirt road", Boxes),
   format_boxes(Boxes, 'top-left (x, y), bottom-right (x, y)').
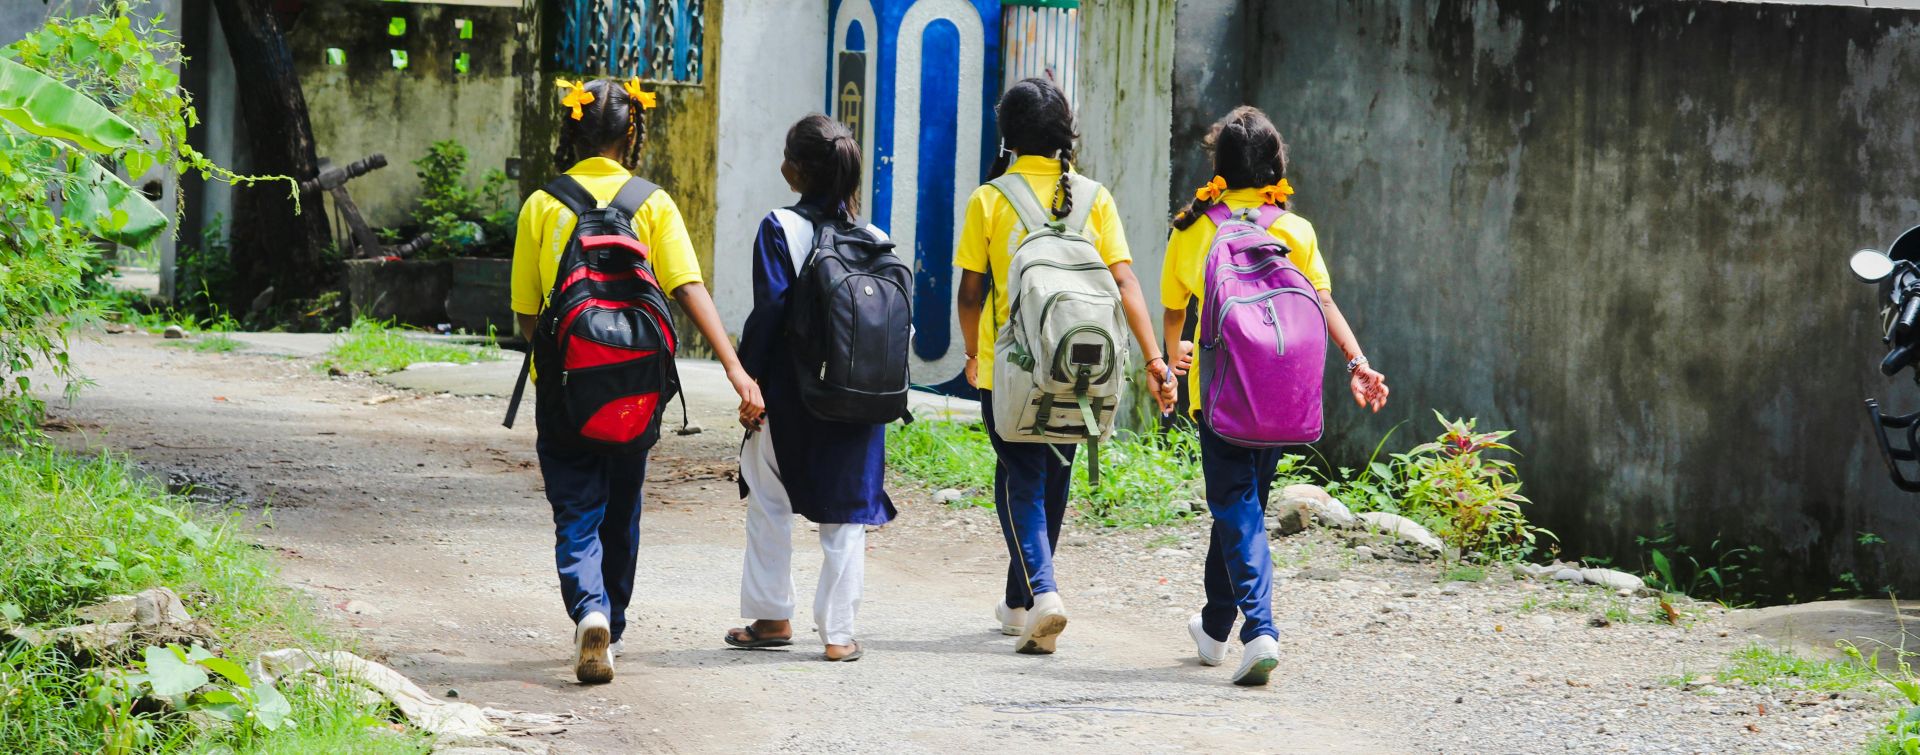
top-left (45, 334), bottom-right (1886, 754)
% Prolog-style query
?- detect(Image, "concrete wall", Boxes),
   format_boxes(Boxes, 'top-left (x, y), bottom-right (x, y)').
top-left (711, 0), bottom-right (830, 332)
top-left (286, 1), bottom-right (528, 229)
top-left (1243, 0), bottom-right (1920, 598)
top-left (1077, 0), bottom-right (1177, 326)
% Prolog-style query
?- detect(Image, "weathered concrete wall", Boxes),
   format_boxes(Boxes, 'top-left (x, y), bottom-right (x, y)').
top-left (1245, 0), bottom-right (1920, 598)
top-left (711, 0), bottom-right (829, 335)
top-left (1078, 0), bottom-right (1176, 320)
top-left (287, 1), bottom-right (527, 228)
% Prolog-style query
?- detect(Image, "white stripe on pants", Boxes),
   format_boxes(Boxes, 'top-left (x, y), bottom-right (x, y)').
top-left (739, 420), bottom-right (866, 646)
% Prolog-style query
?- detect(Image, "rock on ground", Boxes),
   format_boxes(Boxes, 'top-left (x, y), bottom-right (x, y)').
top-left (1354, 511), bottom-right (1443, 554)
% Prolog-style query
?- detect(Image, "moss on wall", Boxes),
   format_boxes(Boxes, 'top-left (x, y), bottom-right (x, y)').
top-left (287, 1), bottom-right (527, 228)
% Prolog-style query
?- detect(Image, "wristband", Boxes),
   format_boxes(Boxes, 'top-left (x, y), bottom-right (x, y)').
top-left (1345, 355), bottom-right (1369, 373)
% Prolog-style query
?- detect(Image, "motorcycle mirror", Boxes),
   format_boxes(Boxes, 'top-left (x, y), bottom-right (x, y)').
top-left (1851, 249), bottom-right (1897, 283)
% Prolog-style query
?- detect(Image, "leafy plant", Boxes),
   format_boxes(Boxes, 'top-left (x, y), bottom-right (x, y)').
top-left (323, 317), bottom-right (500, 374)
top-left (409, 140), bottom-right (514, 260)
top-left (1635, 526), bottom-right (1757, 605)
top-left (0, 1), bottom-right (276, 439)
top-left (1395, 412), bottom-right (1548, 561)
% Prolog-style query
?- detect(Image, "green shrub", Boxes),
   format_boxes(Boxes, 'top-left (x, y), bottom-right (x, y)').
top-left (884, 419), bottom-right (1310, 528)
top-left (0, 1), bottom-right (274, 439)
top-left (410, 140), bottom-right (515, 260)
top-left (0, 444), bottom-right (425, 753)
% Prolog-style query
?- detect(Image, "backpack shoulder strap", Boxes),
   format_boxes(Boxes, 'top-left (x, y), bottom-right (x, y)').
top-left (542, 175), bottom-right (597, 217)
top-left (608, 177), bottom-right (661, 218)
top-left (769, 207), bottom-right (814, 271)
top-left (1059, 174), bottom-right (1100, 235)
top-left (988, 175), bottom-right (1052, 234)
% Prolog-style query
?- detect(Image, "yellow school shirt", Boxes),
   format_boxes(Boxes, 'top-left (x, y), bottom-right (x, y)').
top-left (510, 157), bottom-right (702, 316)
top-left (1160, 188), bottom-right (1332, 416)
top-left (510, 157), bottom-right (701, 382)
top-left (954, 155), bottom-right (1132, 391)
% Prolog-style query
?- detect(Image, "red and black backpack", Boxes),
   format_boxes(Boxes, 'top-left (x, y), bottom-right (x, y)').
top-left (503, 175), bottom-right (682, 454)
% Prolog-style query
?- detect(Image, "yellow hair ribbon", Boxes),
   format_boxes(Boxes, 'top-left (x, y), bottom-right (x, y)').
top-left (1194, 175), bottom-right (1227, 202)
top-left (623, 78), bottom-right (657, 110)
top-left (1259, 178), bottom-right (1295, 205)
top-left (556, 78), bottom-right (594, 121)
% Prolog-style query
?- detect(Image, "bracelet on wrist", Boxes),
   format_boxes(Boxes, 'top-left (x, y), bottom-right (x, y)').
top-left (1345, 355), bottom-right (1369, 373)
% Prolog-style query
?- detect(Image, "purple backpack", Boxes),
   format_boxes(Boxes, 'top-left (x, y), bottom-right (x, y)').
top-left (1198, 203), bottom-right (1328, 447)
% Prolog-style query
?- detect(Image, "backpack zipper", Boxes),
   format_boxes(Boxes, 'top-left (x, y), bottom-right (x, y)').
top-left (1209, 288), bottom-right (1320, 348)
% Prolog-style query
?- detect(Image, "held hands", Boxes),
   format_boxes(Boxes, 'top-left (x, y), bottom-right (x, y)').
top-left (1169, 340), bottom-right (1195, 376)
top-left (728, 367), bottom-right (766, 431)
top-left (1349, 365), bottom-right (1389, 413)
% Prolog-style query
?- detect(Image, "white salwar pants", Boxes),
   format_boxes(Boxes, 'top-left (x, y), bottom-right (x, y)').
top-left (739, 421), bottom-right (866, 646)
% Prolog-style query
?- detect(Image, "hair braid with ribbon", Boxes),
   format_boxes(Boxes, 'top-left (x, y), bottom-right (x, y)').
top-left (1172, 105), bottom-right (1291, 231)
top-left (551, 77), bottom-right (658, 172)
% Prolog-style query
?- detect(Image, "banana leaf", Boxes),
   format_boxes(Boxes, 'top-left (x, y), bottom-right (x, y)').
top-left (63, 151), bottom-right (166, 247)
top-left (0, 57), bottom-right (138, 154)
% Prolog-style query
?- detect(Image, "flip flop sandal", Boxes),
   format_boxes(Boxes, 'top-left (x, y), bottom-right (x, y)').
top-left (724, 625), bottom-right (794, 649)
top-left (824, 642), bottom-right (862, 662)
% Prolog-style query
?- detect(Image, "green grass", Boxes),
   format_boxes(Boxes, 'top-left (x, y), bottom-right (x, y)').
top-left (169, 334), bottom-right (243, 354)
top-left (1719, 643), bottom-right (1878, 694)
top-left (323, 318), bottom-right (499, 375)
top-left (1441, 564), bottom-right (1487, 583)
top-left (0, 443), bottom-right (427, 753)
top-left (884, 420), bottom-right (1311, 528)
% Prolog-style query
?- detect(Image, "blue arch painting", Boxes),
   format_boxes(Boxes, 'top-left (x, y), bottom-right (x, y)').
top-left (914, 20), bottom-right (960, 359)
top-left (825, 0), bottom-right (1004, 394)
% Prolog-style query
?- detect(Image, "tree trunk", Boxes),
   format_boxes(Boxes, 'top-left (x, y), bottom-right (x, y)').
top-left (210, 0), bottom-right (330, 309)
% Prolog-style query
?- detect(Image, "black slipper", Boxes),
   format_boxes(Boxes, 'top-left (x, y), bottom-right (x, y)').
top-left (724, 625), bottom-right (794, 649)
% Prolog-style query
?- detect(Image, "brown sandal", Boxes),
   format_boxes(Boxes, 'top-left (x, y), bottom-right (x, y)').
top-left (725, 624), bottom-right (794, 649)
top-left (824, 641), bottom-right (862, 662)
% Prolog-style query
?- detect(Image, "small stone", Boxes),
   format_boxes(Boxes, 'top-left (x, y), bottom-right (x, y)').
top-left (341, 599), bottom-right (379, 616)
top-left (1552, 568), bottom-right (1584, 582)
top-left (1579, 568), bottom-right (1646, 592)
top-left (1353, 546), bottom-right (1375, 560)
top-left (1153, 548), bottom-right (1185, 558)
top-left (1355, 511), bottom-right (1444, 554)
top-left (445, 688), bottom-right (460, 698)
top-left (1297, 567), bottom-right (1344, 582)
top-left (163, 325), bottom-right (187, 339)
top-left (1588, 615), bottom-right (1611, 628)
top-left (1064, 536), bottom-right (1091, 547)
top-left (1280, 484), bottom-right (1356, 528)
top-left (932, 488), bottom-right (965, 505)
top-left (1526, 614), bottom-right (1555, 630)
top-left (1269, 501), bottom-right (1312, 537)
top-left (1440, 584), bottom-right (1463, 596)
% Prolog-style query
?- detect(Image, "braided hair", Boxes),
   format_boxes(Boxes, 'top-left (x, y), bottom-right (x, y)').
top-left (552, 78), bottom-right (647, 172)
top-left (989, 77), bottom-right (1078, 220)
top-left (1172, 106), bottom-right (1290, 230)
top-left (783, 114), bottom-right (864, 219)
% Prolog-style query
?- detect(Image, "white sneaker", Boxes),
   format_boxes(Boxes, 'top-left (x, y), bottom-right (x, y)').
top-left (1232, 634), bottom-right (1279, 687)
top-left (574, 612), bottom-right (614, 684)
top-left (1016, 592), bottom-right (1068, 655)
top-left (994, 602), bottom-right (1027, 636)
top-left (611, 639), bottom-right (625, 657)
top-left (1189, 614), bottom-right (1227, 667)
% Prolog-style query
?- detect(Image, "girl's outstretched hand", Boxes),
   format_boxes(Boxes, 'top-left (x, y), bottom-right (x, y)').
top-left (729, 367), bottom-right (766, 430)
top-left (1350, 365), bottom-right (1389, 413)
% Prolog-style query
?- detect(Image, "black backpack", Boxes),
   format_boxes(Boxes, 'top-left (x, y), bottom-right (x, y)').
top-left (503, 176), bottom-right (682, 453)
top-left (782, 206), bottom-right (913, 424)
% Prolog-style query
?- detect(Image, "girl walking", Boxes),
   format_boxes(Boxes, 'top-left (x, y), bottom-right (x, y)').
top-left (955, 77), bottom-right (1176, 655)
top-left (1161, 106), bottom-right (1389, 685)
top-left (724, 114), bottom-right (895, 662)
top-left (510, 78), bottom-right (765, 683)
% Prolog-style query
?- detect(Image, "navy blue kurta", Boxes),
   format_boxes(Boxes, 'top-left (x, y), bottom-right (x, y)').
top-left (737, 199), bottom-right (897, 526)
